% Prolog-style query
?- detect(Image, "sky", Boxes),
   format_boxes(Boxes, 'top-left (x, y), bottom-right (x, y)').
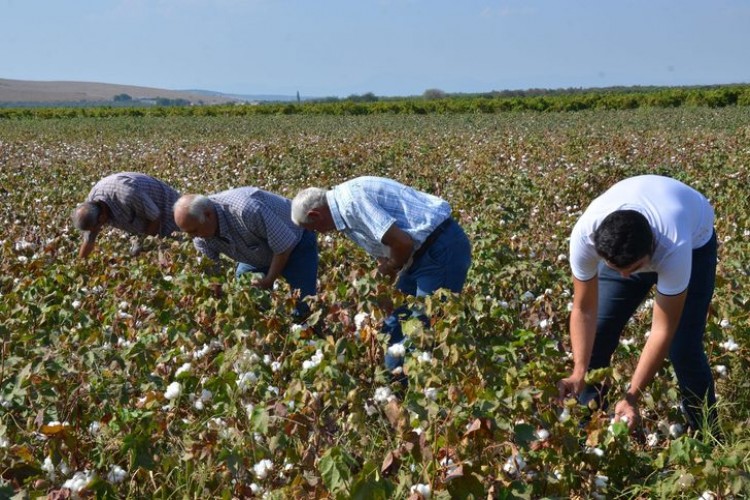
top-left (2, 0), bottom-right (749, 98)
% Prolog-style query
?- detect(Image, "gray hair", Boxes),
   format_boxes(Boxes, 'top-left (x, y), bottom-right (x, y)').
top-left (291, 187), bottom-right (328, 225)
top-left (72, 201), bottom-right (101, 231)
top-left (174, 194), bottom-right (213, 223)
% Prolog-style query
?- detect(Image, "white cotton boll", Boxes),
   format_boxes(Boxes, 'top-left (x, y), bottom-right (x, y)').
top-left (107, 465), bottom-right (127, 484)
top-left (535, 428), bottom-right (550, 441)
top-left (558, 408), bottom-right (570, 423)
top-left (118, 301), bottom-right (129, 311)
top-left (620, 337), bottom-right (635, 346)
top-left (0, 436), bottom-right (9, 448)
top-left (719, 319), bottom-right (731, 329)
top-left (88, 421), bottom-right (101, 436)
top-left (354, 312), bottom-right (370, 330)
top-left (374, 386), bottom-right (392, 404)
top-left (364, 402), bottom-right (378, 416)
top-left (245, 403), bottom-right (255, 416)
top-left (714, 365), bottom-right (728, 377)
top-left (566, 302), bottom-right (573, 312)
top-left (387, 343), bottom-right (406, 358)
top-left (263, 355), bottom-right (272, 365)
top-left (290, 323), bottom-right (304, 334)
top-left (720, 338), bottom-right (739, 351)
top-left (417, 351), bottom-right (433, 363)
top-left (410, 483), bottom-right (432, 498)
top-left (423, 387), bottom-right (438, 401)
top-left (271, 361), bottom-right (281, 372)
top-left (237, 372), bottom-right (258, 393)
top-left (538, 318), bottom-right (551, 329)
top-left (586, 447), bottom-right (605, 457)
top-left (42, 457), bottom-right (56, 479)
top-left (557, 253), bottom-right (568, 262)
top-left (63, 470), bottom-right (95, 494)
top-left (72, 299), bottom-right (82, 309)
top-left (646, 432), bottom-right (659, 447)
top-left (502, 453), bottom-right (526, 475)
top-left (669, 423), bottom-right (683, 438)
top-left (522, 291), bottom-right (535, 302)
top-left (700, 491), bottom-right (717, 500)
top-left (250, 483), bottom-right (262, 494)
top-left (175, 363), bottom-right (192, 377)
top-left (253, 459), bottom-right (273, 479)
top-left (164, 382), bottom-right (182, 400)
top-left (193, 343), bottom-right (212, 360)
top-left (498, 300), bottom-right (509, 309)
top-left (267, 385), bottom-right (279, 397)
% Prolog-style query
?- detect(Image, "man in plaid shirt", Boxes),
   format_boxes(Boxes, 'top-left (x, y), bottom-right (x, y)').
top-left (291, 176), bottom-right (471, 373)
top-left (174, 187), bottom-right (318, 317)
top-left (72, 172), bottom-right (181, 258)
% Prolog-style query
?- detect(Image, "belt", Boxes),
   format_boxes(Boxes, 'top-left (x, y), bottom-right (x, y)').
top-left (412, 218), bottom-right (452, 262)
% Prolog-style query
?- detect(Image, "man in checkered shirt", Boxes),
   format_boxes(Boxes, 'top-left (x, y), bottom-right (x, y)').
top-left (291, 176), bottom-right (471, 373)
top-left (174, 187), bottom-right (318, 317)
top-left (72, 172), bottom-right (181, 258)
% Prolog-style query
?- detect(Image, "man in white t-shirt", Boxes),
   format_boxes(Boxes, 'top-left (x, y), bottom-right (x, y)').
top-left (557, 175), bottom-right (719, 434)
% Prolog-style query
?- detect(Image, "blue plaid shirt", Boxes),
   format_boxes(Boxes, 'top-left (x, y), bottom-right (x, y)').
top-left (87, 172), bottom-right (181, 237)
top-left (193, 187), bottom-right (302, 267)
top-left (327, 176), bottom-right (451, 258)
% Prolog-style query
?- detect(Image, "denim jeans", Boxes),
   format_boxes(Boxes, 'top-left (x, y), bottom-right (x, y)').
top-left (581, 231), bottom-right (718, 431)
top-left (235, 229), bottom-right (318, 319)
top-left (384, 219), bottom-right (472, 371)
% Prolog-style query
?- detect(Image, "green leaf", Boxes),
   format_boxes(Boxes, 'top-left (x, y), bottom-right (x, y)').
top-left (318, 446), bottom-right (357, 493)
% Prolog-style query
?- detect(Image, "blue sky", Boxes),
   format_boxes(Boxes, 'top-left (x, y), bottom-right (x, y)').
top-left (2, 0), bottom-right (749, 97)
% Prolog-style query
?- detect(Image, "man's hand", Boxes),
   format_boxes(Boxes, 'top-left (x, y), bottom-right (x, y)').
top-left (377, 257), bottom-right (400, 278)
top-left (557, 374), bottom-right (586, 401)
top-left (614, 396), bottom-right (640, 431)
top-left (252, 277), bottom-right (275, 290)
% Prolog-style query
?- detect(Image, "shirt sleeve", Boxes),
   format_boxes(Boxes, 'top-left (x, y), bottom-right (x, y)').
top-left (656, 245), bottom-right (692, 295)
top-left (569, 223), bottom-right (600, 281)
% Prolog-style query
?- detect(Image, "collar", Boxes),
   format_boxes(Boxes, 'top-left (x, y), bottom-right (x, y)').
top-left (326, 189), bottom-right (347, 231)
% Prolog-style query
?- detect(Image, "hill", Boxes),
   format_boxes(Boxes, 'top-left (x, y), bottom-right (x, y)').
top-left (0, 78), bottom-right (239, 106)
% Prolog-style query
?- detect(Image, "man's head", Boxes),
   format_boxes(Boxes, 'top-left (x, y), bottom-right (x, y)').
top-left (173, 194), bottom-right (217, 238)
top-left (594, 209), bottom-right (654, 273)
top-left (291, 188), bottom-right (336, 232)
top-left (72, 201), bottom-right (108, 233)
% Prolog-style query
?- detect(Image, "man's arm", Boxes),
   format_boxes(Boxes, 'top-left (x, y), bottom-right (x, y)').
top-left (378, 224), bottom-right (414, 277)
top-left (78, 230), bottom-right (99, 258)
top-left (253, 247), bottom-right (294, 289)
top-left (558, 276), bottom-right (599, 398)
top-left (614, 291), bottom-right (687, 425)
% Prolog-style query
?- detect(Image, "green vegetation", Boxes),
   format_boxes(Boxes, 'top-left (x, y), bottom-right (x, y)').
top-left (1, 108), bottom-right (749, 498)
top-left (1, 84), bottom-right (750, 119)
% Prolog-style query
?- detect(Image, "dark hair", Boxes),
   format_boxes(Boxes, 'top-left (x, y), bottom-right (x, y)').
top-left (72, 201), bottom-right (102, 231)
top-left (593, 210), bottom-right (654, 268)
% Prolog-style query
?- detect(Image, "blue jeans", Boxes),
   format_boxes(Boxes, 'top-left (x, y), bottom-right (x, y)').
top-left (235, 229), bottom-right (318, 319)
top-left (581, 231), bottom-right (718, 430)
top-left (384, 219), bottom-right (472, 371)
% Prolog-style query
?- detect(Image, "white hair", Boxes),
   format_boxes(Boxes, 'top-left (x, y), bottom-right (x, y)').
top-left (72, 201), bottom-right (101, 231)
top-left (174, 194), bottom-right (213, 223)
top-left (291, 187), bottom-right (328, 225)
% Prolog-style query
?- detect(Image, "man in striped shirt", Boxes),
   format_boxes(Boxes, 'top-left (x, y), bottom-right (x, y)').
top-left (174, 187), bottom-right (318, 317)
top-left (291, 176), bottom-right (471, 373)
top-left (72, 172), bottom-right (181, 258)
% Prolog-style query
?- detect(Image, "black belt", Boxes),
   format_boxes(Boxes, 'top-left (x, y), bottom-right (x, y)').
top-left (412, 218), bottom-right (452, 261)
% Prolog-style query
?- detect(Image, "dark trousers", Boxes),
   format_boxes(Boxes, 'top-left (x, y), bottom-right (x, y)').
top-left (582, 231), bottom-right (718, 431)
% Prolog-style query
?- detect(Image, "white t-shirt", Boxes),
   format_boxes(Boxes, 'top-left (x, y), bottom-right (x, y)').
top-left (569, 175), bottom-right (714, 295)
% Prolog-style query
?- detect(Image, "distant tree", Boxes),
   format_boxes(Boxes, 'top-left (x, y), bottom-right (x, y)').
top-left (423, 88), bottom-right (447, 100)
top-left (113, 93), bottom-right (132, 102)
top-left (347, 92), bottom-right (378, 103)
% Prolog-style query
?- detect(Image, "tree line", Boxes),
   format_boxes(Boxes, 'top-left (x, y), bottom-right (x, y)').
top-left (1, 84), bottom-right (749, 119)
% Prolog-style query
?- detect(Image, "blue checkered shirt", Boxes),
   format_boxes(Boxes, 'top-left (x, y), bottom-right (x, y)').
top-left (327, 176), bottom-right (451, 258)
top-left (87, 172), bottom-right (181, 237)
top-left (193, 187), bottom-right (303, 267)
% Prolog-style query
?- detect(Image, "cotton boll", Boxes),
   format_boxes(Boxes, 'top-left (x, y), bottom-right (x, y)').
top-left (410, 483), bottom-right (431, 498)
top-left (164, 382), bottom-right (182, 400)
top-left (669, 423), bottom-right (683, 438)
top-left (253, 459), bottom-right (273, 479)
top-left (107, 465), bottom-right (127, 484)
top-left (387, 343), bottom-right (406, 358)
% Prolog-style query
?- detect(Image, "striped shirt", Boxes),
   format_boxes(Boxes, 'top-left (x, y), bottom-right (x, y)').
top-left (193, 187), bottom-right (303, 267)
top-left (87, 172), bottom-right (181, 237)
top-left (327, 176), bottom-right (451, 258)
